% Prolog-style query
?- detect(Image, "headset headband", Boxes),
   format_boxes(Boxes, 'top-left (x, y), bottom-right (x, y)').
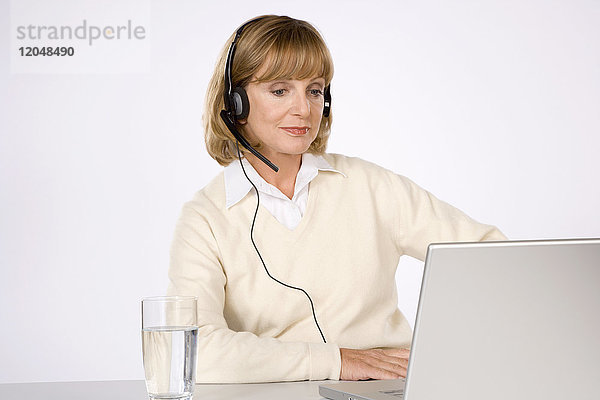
top-left (223, 17), bottom-right (265, 113)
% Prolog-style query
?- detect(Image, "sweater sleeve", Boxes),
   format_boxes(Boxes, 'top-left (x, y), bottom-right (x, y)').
top-left (166, 202), bottom-right (341, 383)
top-left (388, 173), bottom-right (508, 261)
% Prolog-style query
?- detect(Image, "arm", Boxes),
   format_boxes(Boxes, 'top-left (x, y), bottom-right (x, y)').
top-left (389, 173), bottom-right (507, 261)
top-left (334, 173), bottom-right (507, 381)
top-left (166, 202), bottom-right (341, 383)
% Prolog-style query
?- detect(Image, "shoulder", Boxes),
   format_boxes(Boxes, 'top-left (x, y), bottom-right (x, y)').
top-left (321, 153), bottom-right (408, 185)
top-left (321, 152), bottom-right (380, 171)
top-left (319, 153), bottom-right (424, 205)
top-left (180, 171), bottom-right (226, 219)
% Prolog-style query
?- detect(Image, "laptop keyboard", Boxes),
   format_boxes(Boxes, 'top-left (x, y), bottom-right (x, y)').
top-left (378, 388), bottom-right (404, 397)
top-left (378, 378), bottom-right (406, 398)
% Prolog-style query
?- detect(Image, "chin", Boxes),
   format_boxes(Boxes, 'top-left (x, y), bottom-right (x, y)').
top-left (277, 139), bottom-right (314, 155)
top-left (287, 143), bottom-right (313, 155)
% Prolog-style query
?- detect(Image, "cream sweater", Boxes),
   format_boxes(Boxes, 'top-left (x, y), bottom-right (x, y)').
top-left (166, 153), bottom-right (506, 383)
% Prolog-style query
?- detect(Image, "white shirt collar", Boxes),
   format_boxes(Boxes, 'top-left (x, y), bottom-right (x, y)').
top-left (224, 153), bottom-right (346, 209)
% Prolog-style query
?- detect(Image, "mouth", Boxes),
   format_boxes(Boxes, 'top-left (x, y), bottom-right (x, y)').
top-left (280, 127), bottom-right (310, 136)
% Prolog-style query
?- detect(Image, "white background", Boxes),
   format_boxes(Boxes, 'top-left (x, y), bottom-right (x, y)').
top-left (1, 0), bottom-right (598, 384)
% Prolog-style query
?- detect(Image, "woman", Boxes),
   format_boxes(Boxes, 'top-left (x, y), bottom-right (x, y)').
top-left (167, 15), bottom-right (506, 384)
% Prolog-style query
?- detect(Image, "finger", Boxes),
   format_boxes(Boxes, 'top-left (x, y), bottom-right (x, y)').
top-left (364, 364), bottom-right (403, 380)
top-left (368, 349), bottom-right (410, 369)
top-left (381, 348), bottom-right (410, 359)
top-left (374, 353), bottom-right (409, 370)
top-left (341, 359), bottom-right (401, 381)
top-left (364, 356), bottom-right (408, 379)
top-left (372, 367), bottom-right (404, 380)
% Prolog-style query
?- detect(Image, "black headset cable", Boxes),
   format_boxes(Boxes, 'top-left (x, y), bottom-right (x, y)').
top-left (235, 140), bottom-right (327, 344)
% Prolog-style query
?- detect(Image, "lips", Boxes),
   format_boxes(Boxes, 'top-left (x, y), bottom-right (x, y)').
top-left (280, 127), bottom-right (309, 135)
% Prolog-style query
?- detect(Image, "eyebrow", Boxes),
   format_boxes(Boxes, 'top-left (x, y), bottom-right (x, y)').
top-left (264, 79), bottom-right (325, 86)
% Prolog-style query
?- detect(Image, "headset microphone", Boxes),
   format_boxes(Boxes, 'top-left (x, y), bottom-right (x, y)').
top-left (219, 110), bottom-right (279, 172)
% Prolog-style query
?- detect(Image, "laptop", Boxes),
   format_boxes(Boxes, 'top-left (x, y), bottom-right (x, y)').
top-left (320, 238), bottom-right (600, 400)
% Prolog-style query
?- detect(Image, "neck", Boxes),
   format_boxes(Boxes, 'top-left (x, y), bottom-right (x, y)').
top-left (245, 152), bottom-right (302, 200)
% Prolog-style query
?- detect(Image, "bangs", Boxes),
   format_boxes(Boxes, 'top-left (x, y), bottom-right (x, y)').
top-left (253, 26), bottom-right (333, 84)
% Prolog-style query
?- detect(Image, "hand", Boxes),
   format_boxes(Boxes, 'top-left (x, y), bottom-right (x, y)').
top-left (339, 347), bottom-right (410, 381)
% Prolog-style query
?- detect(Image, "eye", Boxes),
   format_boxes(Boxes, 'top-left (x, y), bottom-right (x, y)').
top-left (309, 88), bottom-right (323, 97)
top-left (271, 88), bottom-right (286, 96)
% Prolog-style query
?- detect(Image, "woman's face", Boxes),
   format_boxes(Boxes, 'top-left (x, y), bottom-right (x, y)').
top-left (238, 72), bottom-right (326, 160)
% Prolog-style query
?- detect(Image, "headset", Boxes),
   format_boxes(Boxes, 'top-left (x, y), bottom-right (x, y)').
top-left (219, 17), bottom-right (330, 343)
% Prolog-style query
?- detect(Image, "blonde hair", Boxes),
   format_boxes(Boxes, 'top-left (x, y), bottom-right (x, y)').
top-left (204, 15), bottom-right (335, 166)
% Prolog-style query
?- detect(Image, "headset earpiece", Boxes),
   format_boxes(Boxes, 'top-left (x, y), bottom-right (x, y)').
top-left (323, 85), bottom-right (331, 117)
top-left (231, 87), bottom-right (250, 120)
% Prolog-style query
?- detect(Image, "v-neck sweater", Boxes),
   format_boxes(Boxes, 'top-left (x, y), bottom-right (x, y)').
top-left (167, 153), bottom-right (507, 383)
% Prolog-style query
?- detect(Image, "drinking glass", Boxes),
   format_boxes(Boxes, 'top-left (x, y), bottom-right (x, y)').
top-left (141, 296), bottom-right (198, 400)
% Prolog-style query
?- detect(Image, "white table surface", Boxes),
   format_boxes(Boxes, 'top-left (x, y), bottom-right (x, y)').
top-left (0, 379), bottom-right (333, 399)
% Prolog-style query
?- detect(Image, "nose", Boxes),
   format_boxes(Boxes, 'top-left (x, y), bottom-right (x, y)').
top-left (290, 90), bottom-right (310, 118)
